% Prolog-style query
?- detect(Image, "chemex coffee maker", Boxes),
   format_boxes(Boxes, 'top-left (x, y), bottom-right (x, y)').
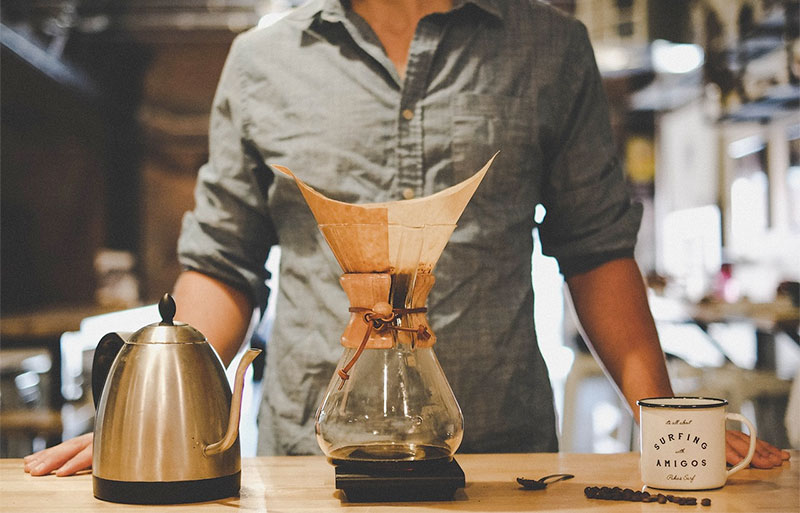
top-left (91, 294), bottom-right (260, 504)
top-left (275, 154), bottom-right (494, 502)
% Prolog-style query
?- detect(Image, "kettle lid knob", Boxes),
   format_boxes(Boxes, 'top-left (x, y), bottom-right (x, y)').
top-left (158, 293), bottom-right (176, 325)
top-left (128, 293), bottom-right (206, 344)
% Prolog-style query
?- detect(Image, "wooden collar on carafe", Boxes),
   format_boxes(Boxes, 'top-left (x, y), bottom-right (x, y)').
top-left (336, 273), bottom-right (436, 389)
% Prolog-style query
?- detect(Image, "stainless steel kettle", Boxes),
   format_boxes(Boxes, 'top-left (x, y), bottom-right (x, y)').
top-left (91, 293), bottom-right (261, 504)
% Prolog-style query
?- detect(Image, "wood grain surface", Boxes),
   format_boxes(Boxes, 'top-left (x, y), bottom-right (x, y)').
top-left (1, 451), bottom-right (796, 512)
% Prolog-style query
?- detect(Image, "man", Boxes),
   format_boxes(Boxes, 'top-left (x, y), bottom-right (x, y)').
top-left (25, 0), bottom-right (788, 476)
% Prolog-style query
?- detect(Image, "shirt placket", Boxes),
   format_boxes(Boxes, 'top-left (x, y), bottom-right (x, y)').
top-left (396, 18), bottom-right (444, 201)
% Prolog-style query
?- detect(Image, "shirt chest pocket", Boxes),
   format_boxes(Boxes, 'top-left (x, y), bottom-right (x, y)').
top-left (451, 94), bottom-right (538, 205)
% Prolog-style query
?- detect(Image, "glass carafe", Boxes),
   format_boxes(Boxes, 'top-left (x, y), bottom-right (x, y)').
top-left (315, 225), bottom-right (464, 467)
top-left (273, 155), bottom-right (494, 469)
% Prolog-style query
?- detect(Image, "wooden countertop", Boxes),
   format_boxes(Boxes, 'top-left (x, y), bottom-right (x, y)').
top-left (1, 452), bottom-right (796, 512)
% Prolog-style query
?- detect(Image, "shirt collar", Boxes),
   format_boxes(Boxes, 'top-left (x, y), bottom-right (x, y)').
top-left (312, 0), bottom-right (503, 27)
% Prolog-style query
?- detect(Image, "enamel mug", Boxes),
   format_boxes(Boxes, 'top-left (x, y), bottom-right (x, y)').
top-left (638, 396), bottom-right (756, 490)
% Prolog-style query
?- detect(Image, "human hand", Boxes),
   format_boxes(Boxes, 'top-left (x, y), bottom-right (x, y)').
top-left (726, 429), bottom-right (790, 469)
top-left (23, 432), bottom-right (93, 476)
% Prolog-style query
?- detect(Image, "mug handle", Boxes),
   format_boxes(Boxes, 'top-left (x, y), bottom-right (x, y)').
top-left (726, 413), bottom-right (757, 477)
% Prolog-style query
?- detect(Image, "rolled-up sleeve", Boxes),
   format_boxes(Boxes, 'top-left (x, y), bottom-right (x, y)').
top-left (177, 36), bottom-right (276, 307)
top-left (538, 21), bottom-right (642, 278)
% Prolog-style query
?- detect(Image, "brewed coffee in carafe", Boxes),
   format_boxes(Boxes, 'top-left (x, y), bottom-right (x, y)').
top-left (274, 155), bottom-right (494, 477)
top-left (317, 234), bottom-right (463, 471)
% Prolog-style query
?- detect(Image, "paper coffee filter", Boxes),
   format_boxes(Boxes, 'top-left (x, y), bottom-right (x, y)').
top-left (317, 223), bottom-right (457, 275)
top-left (273, 153), bottom-right (495, 274)
top-left (318, 224), bottom-right (392, 273)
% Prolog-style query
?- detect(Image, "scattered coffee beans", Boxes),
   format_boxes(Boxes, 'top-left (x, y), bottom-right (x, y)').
top-left (584, 485), bottom-right (711, 507)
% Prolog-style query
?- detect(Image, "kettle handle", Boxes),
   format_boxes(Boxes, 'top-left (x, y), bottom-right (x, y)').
top-left (91, 332), bottom-right (127, 409)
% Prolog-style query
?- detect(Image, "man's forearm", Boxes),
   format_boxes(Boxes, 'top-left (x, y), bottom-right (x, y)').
top-left (173, 270), bottom-right (255, 367)
top-left (565, 258), bottom-right (673, 422)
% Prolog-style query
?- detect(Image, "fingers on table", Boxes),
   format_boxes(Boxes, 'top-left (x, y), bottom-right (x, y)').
top-left (54, 443), bottom-right (93, 477)
top-left (726, 429), bottom-right (786, 469)
top-left (22, 433), bottom-right (93, 476)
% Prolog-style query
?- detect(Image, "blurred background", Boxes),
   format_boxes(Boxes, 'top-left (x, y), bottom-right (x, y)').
top-left (1, 0), bottom-right (798, 458)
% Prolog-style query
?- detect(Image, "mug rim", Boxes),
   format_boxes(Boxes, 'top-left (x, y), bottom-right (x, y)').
top-left (637, 396), bottom-right (728, 409)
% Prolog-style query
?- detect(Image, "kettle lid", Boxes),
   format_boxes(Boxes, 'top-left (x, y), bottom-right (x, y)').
top-left (127, 293), bottom-right (207, 344)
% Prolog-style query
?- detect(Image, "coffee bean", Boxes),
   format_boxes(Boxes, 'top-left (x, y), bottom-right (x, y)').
top-left (583, 484), bottom-right (702, 507)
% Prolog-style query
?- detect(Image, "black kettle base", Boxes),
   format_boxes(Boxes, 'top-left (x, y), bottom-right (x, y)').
top-left (93, 471), bottom-right (240, 504)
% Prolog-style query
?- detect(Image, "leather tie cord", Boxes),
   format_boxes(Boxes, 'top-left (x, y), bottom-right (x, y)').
top-left (337, 302), bottom-right (430, 390)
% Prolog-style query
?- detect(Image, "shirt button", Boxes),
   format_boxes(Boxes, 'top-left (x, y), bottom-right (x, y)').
top-left (402, 188), bottom-right (415, 200)
top-left (401, 109), bottom-right (414, 121)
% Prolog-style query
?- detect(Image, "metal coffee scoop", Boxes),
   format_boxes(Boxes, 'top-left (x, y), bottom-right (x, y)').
top-left (516, 473), bottom-right (575, 490)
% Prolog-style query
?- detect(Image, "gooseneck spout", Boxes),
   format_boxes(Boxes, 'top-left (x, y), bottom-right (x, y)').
top-left (204, 348), bottom-right (261, 456)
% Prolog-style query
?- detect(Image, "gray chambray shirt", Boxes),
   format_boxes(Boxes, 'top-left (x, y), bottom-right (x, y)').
top-left (178, 0), bottom-right (642, 455)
